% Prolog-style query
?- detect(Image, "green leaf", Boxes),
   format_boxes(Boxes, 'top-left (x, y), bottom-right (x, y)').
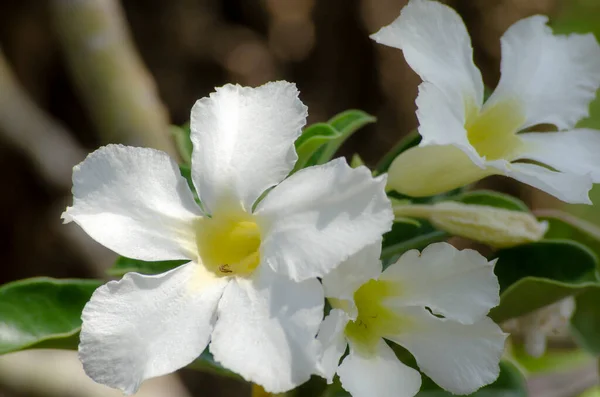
top-left (316, 110), bottom-right (376, 164)
top-left (171, 123), bottom-right (192, 165)
top-left (375, 130), bottom-right (420, 175)
top-left (108, 256), bottom-right (187, 277)
top-left (571, 287), bottom-right (600, 355)
top-left (508, 343), bottom-right (593, 375)
top-left (489, 240), bottom-right (599, 323)
top-left (452, 190), bottom-right (530, 212)
top-left (293, 110), bottom-right (376, 173)
top-left (381, 219), bottom-right (448, 264)
top-left (536, 209), bottom-right (600, 260)
top-left (0, 278), bottom-right (101, 355)
top-left (0, 277), bottom-right (239, 378)
top-left (293, 123), bottom-right (339, 172)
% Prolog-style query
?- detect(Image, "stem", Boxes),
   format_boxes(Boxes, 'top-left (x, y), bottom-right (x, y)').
top-left (50, 0), bottom-right (178, 158)
top-left (0, 50), bottom-right (85, 189)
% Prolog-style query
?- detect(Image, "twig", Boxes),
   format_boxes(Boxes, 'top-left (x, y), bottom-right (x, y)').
top-left (0, 49), bottom-right (85, 190)
top-left (50, 0), bottom-right (178, 157)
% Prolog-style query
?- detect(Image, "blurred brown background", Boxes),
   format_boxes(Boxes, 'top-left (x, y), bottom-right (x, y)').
top-left (0, 0), bottom-right (596, 396)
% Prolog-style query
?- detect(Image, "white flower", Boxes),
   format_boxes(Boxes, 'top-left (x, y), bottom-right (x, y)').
top-left (62, 81), bottom-right (393, 394)
top-left (371, 0), bottom-right (600, 204)
top-left (317, 242), bottom-right (507, 397)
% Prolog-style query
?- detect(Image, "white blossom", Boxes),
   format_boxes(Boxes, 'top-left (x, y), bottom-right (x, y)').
top-left (372, 0), bottom-right (600, 204)
top-left (317, 242), bottom-right (506, 397)
top-left (63, 81), bottom-right (393, 394)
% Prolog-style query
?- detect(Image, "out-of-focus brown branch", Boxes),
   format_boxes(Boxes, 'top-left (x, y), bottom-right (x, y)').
top-left (0, 49), bottom-right (85, 190)
top-left (50, 0), bottom-right (178, 157)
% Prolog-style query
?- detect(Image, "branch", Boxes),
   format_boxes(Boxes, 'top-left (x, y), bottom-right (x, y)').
top-left (0, 50), bottom-right (85, 190)
top-left (50, 0), bottom-right (178, 157)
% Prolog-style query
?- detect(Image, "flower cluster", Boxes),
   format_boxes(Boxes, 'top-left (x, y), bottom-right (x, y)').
top-left (62, 0), bottom-right (600, 396)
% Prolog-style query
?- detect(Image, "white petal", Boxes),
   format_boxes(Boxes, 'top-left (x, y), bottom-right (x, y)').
top-left (371, 0), bottom-right (483, 108)
top-left (316, 309), bottom-right (350, 384)
top-left (62, 145), bottom-right (202, 261)
top-left (380, 242), bottom-right (499, 324)
top-left (494, 162), bottom-right (593, 204)
top-left (386, 307), bottom-right (506, 395)
top-left (338, 339), bottom-right (422, 397)
top-left (256, 158), bottom-right (393, 281)
top-left (517, 129), bottom-right (600, 182)
top-left (209, 265), bottom-right (324, 393)
top-left (486, 15), bottom-right (600, 130)
top-left (322, 242), bottom-right (382, 309)
top-left (414, 83), bottom-right (480, 157)
top-left (190, 81), bottom-right (308, 214)
top-left (79, 263), bottom-right (228, 394)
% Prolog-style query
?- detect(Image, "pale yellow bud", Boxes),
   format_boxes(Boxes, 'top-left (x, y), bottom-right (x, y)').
top-left (386, 145), bottom-right (493, 197)
top-left (394, 201), bottom-right (548, 248)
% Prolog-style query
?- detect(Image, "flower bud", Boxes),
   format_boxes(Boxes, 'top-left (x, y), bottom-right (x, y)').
top-left (393, 201), bottom-right (548, 248)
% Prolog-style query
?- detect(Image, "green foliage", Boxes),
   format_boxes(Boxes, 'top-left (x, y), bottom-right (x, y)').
top-left (571, 287), bottom-right (600, 355)
top-left (489, 240), bottom-right (598, 323)
top-left (108, 256), bottom-right (187, 277)
top-left (171, 123), bottom-right (193, 165)
top-left (293, 110), bottom-right (375, 172)
top-left (537, 209), bottom-right (600, 260)
top-left (381, 218), bottom-right (448, 265)
top-left (293, 123), bottom-right (339, 172)
top-left (452, 190), bottom-right (530, 212)
top-left (0, 278), bottom-right (101, 354)
top-left (508, 343), bottom-right (593, 375)
top-left (0, 276), bottom-right (238, 377)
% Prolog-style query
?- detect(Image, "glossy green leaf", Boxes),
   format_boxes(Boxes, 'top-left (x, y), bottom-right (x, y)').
top-left (381, 219), bottom-right (448, 264)
top-left (293, 123), bottom-right (339, 172)
top-left (0, 277), bottom-right (238, 378)
top-left (316, 110), bottom-right (376, 164)
top-left (171, 123), bottom-right (192, 165)
top-left (508, 343), bottom-right (593, 375)
top-left (452, 190), bottom-right (530, 212)
top-left (293, 110), bottom-right (376, 173)
top-left (108, 256), bottom-right (187, 277)
top-left (489, 240), bottom-right (599, 323)
top-left (375, 130), bottom-right (420, 175)
top-left (0, 278), bottom-right (101, 355)
top-left (571, 287), bottom-right (600, 355)
top-left (536, 209), bottom-right (600, 260)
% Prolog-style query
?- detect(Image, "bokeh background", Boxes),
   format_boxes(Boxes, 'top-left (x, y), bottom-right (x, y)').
top-left (0, 0), bottom-right (599, 396)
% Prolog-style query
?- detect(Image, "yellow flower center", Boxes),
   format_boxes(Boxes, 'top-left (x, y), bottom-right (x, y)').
top-left (343, 279), bottom-right (402, 355)
top-left (197, 211), bottom-right (261, 277)
top-left (465, 99), bottom-right (526, 161)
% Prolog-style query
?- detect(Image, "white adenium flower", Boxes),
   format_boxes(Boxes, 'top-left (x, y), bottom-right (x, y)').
top-left (62, 81), bottom-right (393, 394)
top-left (317, 242), bottom-right (507, 397)
top-left (371, 0), bottom-right (600, 204)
